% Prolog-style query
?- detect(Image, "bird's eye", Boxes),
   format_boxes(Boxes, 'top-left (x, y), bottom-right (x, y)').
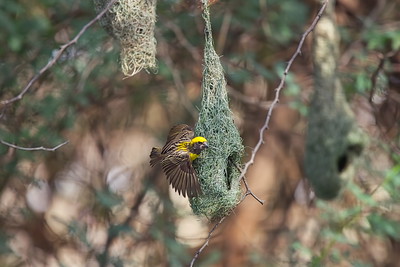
top-left (198, 142), bottom-right (203, 144)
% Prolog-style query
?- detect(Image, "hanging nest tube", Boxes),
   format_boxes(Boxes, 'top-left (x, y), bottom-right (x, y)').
top-left (93, 0), bottom-right (157, 76)
top-left (190, 1), bottom-right (244, 221)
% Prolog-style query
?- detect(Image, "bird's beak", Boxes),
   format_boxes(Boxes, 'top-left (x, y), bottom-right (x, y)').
top-left (203, 142), bottom-right (209, 149)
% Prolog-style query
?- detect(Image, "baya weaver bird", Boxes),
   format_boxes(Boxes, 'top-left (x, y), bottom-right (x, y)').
top-left (150, 124), bottom-right (209, 198)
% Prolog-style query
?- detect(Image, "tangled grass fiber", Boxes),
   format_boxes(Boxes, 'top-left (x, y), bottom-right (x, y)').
top-left (94, 0), bottom-right (157, 76)
top-left (190, 0), bottom-right (244, 221)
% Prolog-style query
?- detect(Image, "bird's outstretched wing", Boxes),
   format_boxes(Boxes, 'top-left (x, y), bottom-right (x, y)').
top-left (162, 153), bottom-right (201, 198)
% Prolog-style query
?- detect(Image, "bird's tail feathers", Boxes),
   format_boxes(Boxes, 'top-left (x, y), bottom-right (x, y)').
top-left (150, 147), bottom-right (162, 167)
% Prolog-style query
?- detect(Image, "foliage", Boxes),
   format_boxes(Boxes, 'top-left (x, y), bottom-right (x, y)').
top-left (0, 0), bottom-right (399, 266)
top-left (302, 160), bottom-right (400, 266)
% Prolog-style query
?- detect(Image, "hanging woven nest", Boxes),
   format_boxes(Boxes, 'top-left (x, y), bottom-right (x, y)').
top-left (190, 0), bottom-right (244, 221)
top-left (93, 0), bottom-right (158, 76)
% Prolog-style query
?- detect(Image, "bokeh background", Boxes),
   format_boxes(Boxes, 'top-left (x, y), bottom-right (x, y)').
top-left (1, 0), bottom-right (400, 266)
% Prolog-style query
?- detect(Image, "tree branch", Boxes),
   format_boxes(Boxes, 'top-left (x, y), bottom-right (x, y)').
top-left (231, 160), bottom-right (265, 204)
top-left (237, 0), bottom-right (329, 182)
top-left (189, 216), bottom-right (225, 267)
top-left (242, 175), bottom-right (265, 205)
top-left (0, 0), bottom-right (119, 107)
top-left (0, 140), bottom-right (69, 152)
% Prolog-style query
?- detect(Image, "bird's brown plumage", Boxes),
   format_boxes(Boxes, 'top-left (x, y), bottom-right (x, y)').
top-left (150, 124), bottom-right (208, 198)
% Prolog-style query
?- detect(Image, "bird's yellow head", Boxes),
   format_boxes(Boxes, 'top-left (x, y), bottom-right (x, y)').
top-left (189, 136), bottom-right (209, 161)
top-left (191, 136), bottom-right (208, 144)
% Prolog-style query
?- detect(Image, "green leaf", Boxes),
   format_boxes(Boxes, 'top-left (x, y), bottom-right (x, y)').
top-left (227, 68), bottom-right (251, 84)
top-left (352, 261), bottom-right (373, 267)
top-left (8, 35), bottom-right (22, 52)
top-left (0, 232), bottom-right (12, 254)
top-left (368, 213), bottom-right (400, 240)
top-left (355, 72), bottom-right (372, 93)
top-left (365, 29), bottom-right (400, 51)
top-left (109, 224), bottom-right (134, 238)
top-left (310, 255), bottom-right (323, 267)
top-left (68, 221), bottom-right (90, 247)
top-left (347, 182), bottom-right (377, 206)
top-left (250, 60), bottom-right (273, 80)
top-left (96, 190), bottom-right (123, 208)
top-left (383, 165), bottom-right (400, 201)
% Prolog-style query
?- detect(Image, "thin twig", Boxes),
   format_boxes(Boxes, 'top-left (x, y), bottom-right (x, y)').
top-left (189, 171), bottom-right (262, 267)
top-left (189, 1), bottom-right (329, 265)
top-left (231, 160), bottom-right (265, 205)
top-left (189, 216), bottom-right (225, 267)
top-left (0, 0), bottom-right (118, 107)
top-left (237, 0), bottom-right (329, 182)
top-left (242, 175), bottom-right (265, 205)
top-left (0, 140), bottom-right (69, 152)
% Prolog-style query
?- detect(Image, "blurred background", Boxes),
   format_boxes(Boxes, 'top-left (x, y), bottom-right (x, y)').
top-left (0, 0), bottom-right (400, 266)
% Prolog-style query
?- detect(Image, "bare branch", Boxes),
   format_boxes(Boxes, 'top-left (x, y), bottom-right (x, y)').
top-left (0, 0), bottom-right (119, 107)
top-left (0, 140), bottom-right (69, 152)
top-left (231, 159), bottom-right (265, 204)
top-left (242, 175), bottom-right (265, 205)
top-left (189, 1), bottom-right (329, 265)
top-left (189, 216), bottom-right (226, 267)
top-left (237, 0), bottom-right (329, 182)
